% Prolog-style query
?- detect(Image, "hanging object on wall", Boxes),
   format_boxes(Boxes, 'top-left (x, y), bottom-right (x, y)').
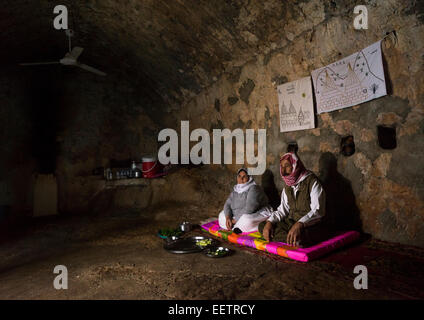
top-left (287, 141), bottom-right (298, 154)
top-left (311, 41), bottom-right (387, 114)
top-left (340, 135), bottom-right (356, 156)
top-left (277, 76), bottom-right (315, 133)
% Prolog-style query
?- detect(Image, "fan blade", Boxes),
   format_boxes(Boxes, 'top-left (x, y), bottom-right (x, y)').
top-left (19, 61), bottom-right (60, 66)
top-left (70, 47), bottom-right (84, 60)
top-left (76, 63), bottom-right (106, 76)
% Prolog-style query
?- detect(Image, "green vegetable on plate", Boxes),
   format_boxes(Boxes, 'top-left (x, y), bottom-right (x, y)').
top-left (208, 248), bottom-right (227, 256)
top-left (159, 227), bottom-right (183, 237)
top-left (196, 239), bottom-right (212, 247)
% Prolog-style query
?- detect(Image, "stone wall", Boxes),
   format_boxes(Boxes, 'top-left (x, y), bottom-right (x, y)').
top-left (54, 71), bottom-right (168, 214)
top-left (174, 0), bottom-right (424, 246)
top-left (0, 66), bottom-right (166, 217)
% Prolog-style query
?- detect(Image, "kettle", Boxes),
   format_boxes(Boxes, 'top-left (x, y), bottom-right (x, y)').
top-left (131, 160), bottom-right (142, 178)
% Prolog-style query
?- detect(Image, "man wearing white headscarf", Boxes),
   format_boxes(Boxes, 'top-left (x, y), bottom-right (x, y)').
top-left (218, 168), bottom-right (273, 233)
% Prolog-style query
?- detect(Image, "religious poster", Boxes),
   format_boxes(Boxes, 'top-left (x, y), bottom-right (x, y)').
top-left (277, 76), bottom-right (315, 133)
top-left (311, 40), bottom-right (387, 114)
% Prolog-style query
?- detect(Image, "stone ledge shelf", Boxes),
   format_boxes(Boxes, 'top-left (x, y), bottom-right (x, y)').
top-left (63, 168), bottom-right (206, 214)
top-left (105, 178), bottom-right (152, 189)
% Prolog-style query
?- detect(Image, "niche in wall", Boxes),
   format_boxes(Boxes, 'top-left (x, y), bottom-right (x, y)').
top-left (341, 135), bottom-right (355, 156)
top-left (287, 141), bottom-right (298, 154)
top-left (377, 125), bottom-right (397, 149)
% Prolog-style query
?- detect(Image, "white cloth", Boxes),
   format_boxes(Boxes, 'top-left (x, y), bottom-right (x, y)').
top-left (267, 179), bottom-right (325, 227)
top-left (218, 207), bottom-right (272, 233)
top-left (233, 177), bottom-right (256, 194)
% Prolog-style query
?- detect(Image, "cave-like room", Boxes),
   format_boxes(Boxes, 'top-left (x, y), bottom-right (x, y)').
top-left (0, 0), bottom-right (423, 302)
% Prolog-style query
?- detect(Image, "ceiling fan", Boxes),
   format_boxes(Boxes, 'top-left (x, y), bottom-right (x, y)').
top-left (19, 29), bottom-right (106, 76)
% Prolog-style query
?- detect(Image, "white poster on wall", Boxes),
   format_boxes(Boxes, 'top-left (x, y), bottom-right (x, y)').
top-left (277, 76), bottom-right (315, 133)
top-left (311, 40), bottom-right (387, 114)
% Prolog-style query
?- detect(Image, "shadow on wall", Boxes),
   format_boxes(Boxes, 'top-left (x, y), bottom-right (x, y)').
top-left (261, 169), bottom-right (281, 210)
top-left (318, 152), bottom-right (362, 232)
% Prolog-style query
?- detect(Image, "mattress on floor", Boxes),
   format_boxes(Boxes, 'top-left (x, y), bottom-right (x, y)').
top-left (200, 220), bottom-right (360, 262)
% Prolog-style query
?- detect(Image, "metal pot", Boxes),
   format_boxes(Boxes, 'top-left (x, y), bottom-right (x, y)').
top-left (180, 221), bottom-right (192, 232)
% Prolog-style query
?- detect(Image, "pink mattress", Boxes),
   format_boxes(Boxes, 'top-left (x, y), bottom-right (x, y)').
top-left (201, 220), bottom-right (360, 262)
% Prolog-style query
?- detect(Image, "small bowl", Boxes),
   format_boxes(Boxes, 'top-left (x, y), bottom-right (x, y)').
top-left (204, 246), bottom-right (232, 258)
top-left (166, 235), bottom-right (180, 243)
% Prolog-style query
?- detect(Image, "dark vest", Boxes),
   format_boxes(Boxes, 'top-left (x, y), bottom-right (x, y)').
top-left (284, 174), bottom-right (321, 221)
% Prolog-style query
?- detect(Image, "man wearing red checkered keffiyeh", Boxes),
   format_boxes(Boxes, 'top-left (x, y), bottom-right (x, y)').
top-left (259, 152), bottom-right (332, 247)
top-left (279, 152), bottom-right (311, 187)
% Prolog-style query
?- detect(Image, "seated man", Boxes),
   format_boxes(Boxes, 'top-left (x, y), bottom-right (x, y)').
top-left (259, 152), bottom-right (331, 247)
top-left (218, 168), bottom-right (273, 233)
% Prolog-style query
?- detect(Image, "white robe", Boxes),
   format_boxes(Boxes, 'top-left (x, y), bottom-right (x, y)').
top-left (218, 207), bottom-right (273, 233)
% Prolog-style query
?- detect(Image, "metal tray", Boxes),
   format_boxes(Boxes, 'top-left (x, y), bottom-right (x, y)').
top-left (164, 236), bottom-right (219, 254)
top-left (204, 246), bottom-right (232, 258)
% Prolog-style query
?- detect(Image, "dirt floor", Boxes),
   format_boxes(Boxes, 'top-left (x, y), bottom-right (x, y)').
top-left (0, 202), bottom-right (423, 300)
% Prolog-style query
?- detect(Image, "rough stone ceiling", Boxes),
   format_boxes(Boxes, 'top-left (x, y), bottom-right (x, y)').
top-left (1, 0), bottom-right (322, 107)
top-left (6, 0), bottom-right (416, 110)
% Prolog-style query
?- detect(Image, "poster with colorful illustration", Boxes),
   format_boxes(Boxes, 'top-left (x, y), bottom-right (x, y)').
top-left (277, 76), bottom-right (315, 133)
top-left (311, 41), bottom-right (387, 114)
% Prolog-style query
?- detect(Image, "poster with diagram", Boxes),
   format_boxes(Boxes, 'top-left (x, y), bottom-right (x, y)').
top-left (277, 76), bottom-right (315, 133)
top-left (312, 40), bottom-right (387, 114)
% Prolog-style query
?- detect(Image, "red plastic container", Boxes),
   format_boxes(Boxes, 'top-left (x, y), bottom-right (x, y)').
top-left (141, 155), bottom-right (160, 178)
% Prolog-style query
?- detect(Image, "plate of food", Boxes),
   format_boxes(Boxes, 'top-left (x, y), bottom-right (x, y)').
top-left (204, 246), bottom-right (232, 258)
top-left (163, 236), bottom-right (219, 254)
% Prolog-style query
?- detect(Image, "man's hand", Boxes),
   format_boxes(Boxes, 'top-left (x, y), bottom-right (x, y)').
top-left (286, 222), bottom-right (304, 246)
top-left (262, 221), bottom-right (274, 242)
top-left (225, 216), bottom-right (234, 230)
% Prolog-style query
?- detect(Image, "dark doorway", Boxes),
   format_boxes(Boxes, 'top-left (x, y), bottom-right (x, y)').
top-left (25, 68), bottom-right (64, 174)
